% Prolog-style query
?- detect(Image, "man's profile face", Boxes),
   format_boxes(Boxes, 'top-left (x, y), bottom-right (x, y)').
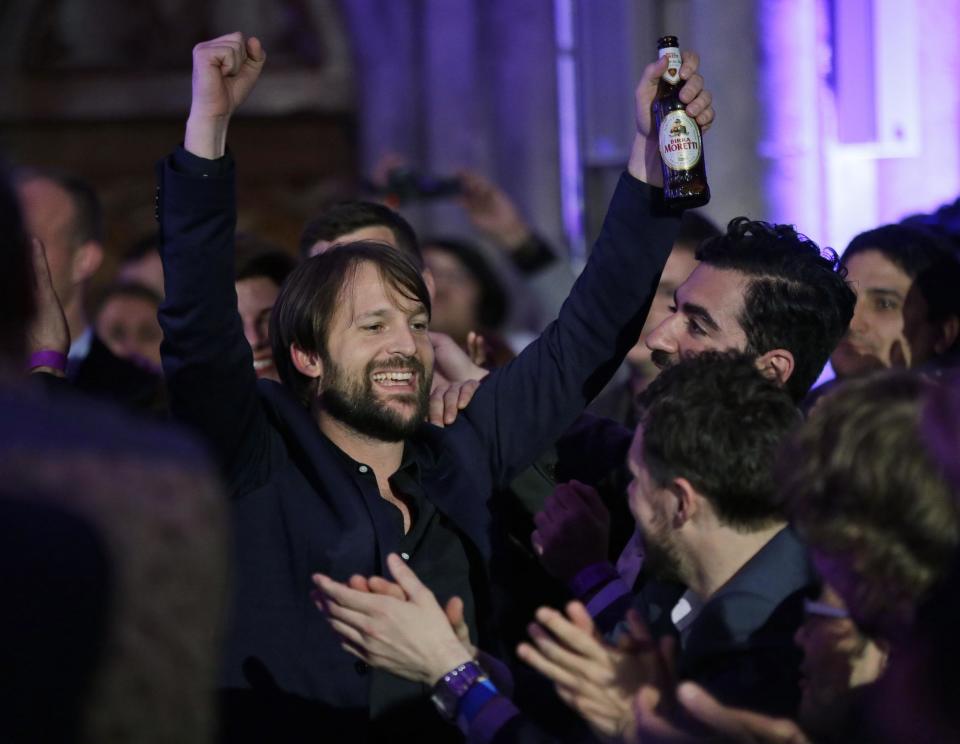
top-left (626, 245), bottom-right (699, 374)
top-left (831, 249), bottom-right (937, 377)
top-left (17, 177), bottom-right (78, 304)
top-left (308, 225), bottom-right (397, 258)
top-left (626, 428), bottom-right (685, 584)
top-left (422, 245), bottom-right (482, 343)
top-left (237, 276), bottom-right (281, 381)
top-left (319, 261), bottom-right (434, 441)
top-left (644, 263), bottom-right (750, 370)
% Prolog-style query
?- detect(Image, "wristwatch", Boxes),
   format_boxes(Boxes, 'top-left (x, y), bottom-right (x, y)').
top-left (430, 661), bottom-right (488, 721)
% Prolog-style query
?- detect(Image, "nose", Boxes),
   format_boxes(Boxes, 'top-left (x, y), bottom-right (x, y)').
top-left (645, 315), bottom-right (679, 353)
top-left (847, 298), bottom-right (869, 335)
top-left (794, 621), bottom-right (809, 649)
top-left (387, 323), bottom-right (418, 356)
top-left (243, 319), bottom-right (266, 350)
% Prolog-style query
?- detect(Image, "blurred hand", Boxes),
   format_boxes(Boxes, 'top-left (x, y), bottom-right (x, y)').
top-left (429, 331), bottom-right (488, 425)
top-left (431, 331), bottom-right (489, 384)
top-left (466, 331), bottom-right (488, 367)
top-left (26, 238), bottom-right (70, 371)
top-left (532, 481), bottom-right (611, 583)
top-left (428, 378), bottom-right (481, 427)
top-left (668, 683), bottom-right (810, 744)
top-left (457, 170), bottom-right (532, 249)
top-left (518, 603), bottom-right (676, 740)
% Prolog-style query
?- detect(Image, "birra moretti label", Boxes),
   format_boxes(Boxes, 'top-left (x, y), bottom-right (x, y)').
top-left (659, 45), bottom-right (682, 85)
top-left (658, 110), bottom-right (702, 171)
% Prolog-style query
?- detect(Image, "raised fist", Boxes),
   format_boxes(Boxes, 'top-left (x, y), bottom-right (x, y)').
top-left (185, 32), bottom-right (266, 159)
top-left (190, 32), bottom-right (266, 120)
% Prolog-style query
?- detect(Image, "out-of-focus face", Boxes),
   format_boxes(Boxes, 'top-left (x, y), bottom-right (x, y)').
top-left (95, 294), bottom-right (163, 370)
top-left (422, 246), bottom-right (481, 344)
top-left (626, 245), bottom-right (699, 374)
top-left (794, 583), bottom-right (886, 735)
top-left (644, 264), bottom-right (750, 371)
top-left (319, 261), bottom-right (434, 441)
top-left (308, 225), bottom-right (397, 257)
top-left (831, 250), bottom-right (915, 377)
top-left (626, 428), bottom-right (685, 584)
top-left (236, 276), bottom-right (281, 381)
top-left (117, 252), bottom-right (165, 298)
top-left (17, 177), bottom-right (79, 305)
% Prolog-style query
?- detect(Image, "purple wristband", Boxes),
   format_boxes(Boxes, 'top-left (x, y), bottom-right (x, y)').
top-left (28, 350), bottom-right (67, 372)
top-left (569, 561), bottom-right (620, 598)
top-left (585, 577), bottom-right (631, 617)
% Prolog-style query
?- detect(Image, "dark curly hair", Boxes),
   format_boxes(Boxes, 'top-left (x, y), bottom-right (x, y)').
top-left (638, 351), bottom-right (802, 530)
top-left (299, 201), bottom-right (422, 269)
top-left (843, 224), bottom-right (960, 351)
top-left (778, 371), bottom-right (959, 636)
top-left (696, 218), bottom-right (856, 401)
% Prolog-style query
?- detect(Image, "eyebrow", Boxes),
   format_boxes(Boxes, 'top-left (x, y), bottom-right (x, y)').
top-left (355, 304), bottom-right (427, 323)
top-left (863, 287), bottom-right (904, 300)
top-left (673, 291), bottom-right (720, 332)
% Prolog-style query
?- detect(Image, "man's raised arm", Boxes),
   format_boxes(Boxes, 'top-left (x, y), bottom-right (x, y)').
top-left (158, 33), bottom-right (271, 488)
top-left (458, 51), bottom-right (714, 485)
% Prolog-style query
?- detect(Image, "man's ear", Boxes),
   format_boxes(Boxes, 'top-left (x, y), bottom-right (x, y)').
top-left (755, 348), bottom-right (795, 388)
top-left (421, 267), bottom-right (436, 304)
top-left (669, 477), bottom-right (700, 528)
top-left (290, 344), bottom-right (324, 380)
top-left (71, 240), bottom-right (104, 284)
top-left (934, 315), bottom-right (960, 355)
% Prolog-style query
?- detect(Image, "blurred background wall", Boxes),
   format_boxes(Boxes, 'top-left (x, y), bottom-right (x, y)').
top-left (1, 0), bottom-right (958, 275)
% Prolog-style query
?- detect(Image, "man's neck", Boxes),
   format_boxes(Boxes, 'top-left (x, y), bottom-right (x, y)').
top-left (684, 522), bottom-right (786, 600)
top-left (315, 408), bottom-right (405, 478)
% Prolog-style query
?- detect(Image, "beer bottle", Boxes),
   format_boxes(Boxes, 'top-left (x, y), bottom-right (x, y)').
top-left (653, 36), bottom-right (710, 208)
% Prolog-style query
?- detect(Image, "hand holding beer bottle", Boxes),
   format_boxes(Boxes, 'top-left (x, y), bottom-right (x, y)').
top-left (628, 40), bottom-right (713, 203)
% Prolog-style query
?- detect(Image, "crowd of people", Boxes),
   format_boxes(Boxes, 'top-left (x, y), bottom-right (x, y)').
top-left (2, 30), bottom-right (960, 744)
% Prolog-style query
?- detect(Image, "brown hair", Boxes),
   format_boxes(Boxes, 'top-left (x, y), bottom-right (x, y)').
top-left (779, 371), bottom-right (959, 635)
top-left (270, 241), bottom-right (431, 405)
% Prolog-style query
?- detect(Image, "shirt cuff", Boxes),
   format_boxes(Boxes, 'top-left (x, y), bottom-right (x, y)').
top-left (171, 145), bottom-right (233, 178)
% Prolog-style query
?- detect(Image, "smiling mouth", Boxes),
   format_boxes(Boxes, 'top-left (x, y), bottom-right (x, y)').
top-left (371, 370), bottom-right (415, 388)
top-left (253, 357), bottom-right (274, 372)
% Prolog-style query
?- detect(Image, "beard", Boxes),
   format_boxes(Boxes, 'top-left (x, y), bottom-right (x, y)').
top-left (640, 511), bottom-right (685, 585)
top-left (320, 354), bottom-right (432, 442)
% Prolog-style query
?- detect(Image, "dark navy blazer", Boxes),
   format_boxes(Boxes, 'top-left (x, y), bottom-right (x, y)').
top-left (156, 149), bottom-right (679, 740)
top-left (680, 526), bottom-right (816, 717)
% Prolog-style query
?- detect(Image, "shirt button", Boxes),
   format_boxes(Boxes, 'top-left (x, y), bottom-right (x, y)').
top-left (400, 552), bottom-right (410, 561)
top-left (354, 660), bottom-right (369, 675)
top-left (358, 465), bottom-right (369, 474)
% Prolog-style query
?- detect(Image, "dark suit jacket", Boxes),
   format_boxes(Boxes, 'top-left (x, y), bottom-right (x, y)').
top-left (679, 526), bottom-right (816, 717)
top-left (70, 334), bottom-right (167, 416)
top-left (156, 148), bottom-right (679, 741)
